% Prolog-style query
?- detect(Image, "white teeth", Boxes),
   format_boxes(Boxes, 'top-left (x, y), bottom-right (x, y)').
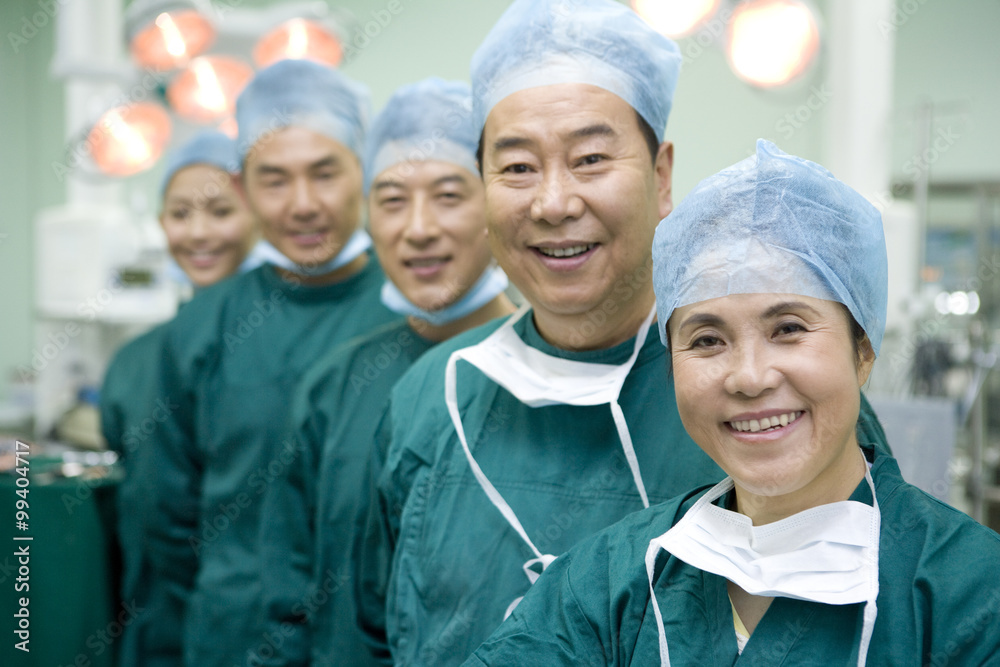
top-left (538, 244), bottom-right (594, 258)
top-left (729, 411), bottom-right (802, 433)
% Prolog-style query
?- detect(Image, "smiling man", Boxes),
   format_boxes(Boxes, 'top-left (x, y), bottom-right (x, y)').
top-left (146, 60), bottom-right (399, 667)
top-left (355, 2), bottom-right (890, 666)
top-left (257, 78), bottom-right (513, 667)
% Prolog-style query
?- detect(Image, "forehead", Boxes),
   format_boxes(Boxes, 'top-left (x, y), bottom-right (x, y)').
top-left (165, 164), bottom-right (234, 196)
top-left (245, 126), bottom-right (355, 170)
top-left (482, 83), bottom-right (641, 152)
top-left (373, 160), bottom-right (479, 190)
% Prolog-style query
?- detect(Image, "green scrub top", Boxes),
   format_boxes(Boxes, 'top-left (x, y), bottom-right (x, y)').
top-left (101, 323), bottom-right (184, 667)
top-left (357, 310), bottom-right (892, 666)
top-left (148, 258), bottom-right (399, 667)
top-left (259, 319), bottom-right (436, 667)
top-left (466, 448), bottom-right (1000, 666)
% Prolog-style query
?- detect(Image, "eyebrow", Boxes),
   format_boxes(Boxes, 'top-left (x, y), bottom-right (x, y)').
top-left (677, 300), bottom-right (821, 334)
top-left (762, 300), bottom-right (822, 319)
top-left (569, 123), bottom-right (617, 141)
top-left (253, 155), bottom-right (339, 176)
top-left (432, 173), bottom-right (468, 188)
top-left (373, 178), bottom-right (404, 192)
top-left (492, 135), bottom-right (531, 153)
top-left (491, 123), bottom-right (617, 154)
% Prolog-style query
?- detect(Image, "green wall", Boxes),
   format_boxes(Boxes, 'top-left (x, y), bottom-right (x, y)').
top-left (0, 0), bottom-right (66, 400)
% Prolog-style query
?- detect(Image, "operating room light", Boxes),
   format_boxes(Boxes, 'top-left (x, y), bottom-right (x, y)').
top-left (88, 103), bottom-right (172, 177)
top-left (253, 18), bottom-right (343, 69)
top-left (631, 0), bottom-right (721, 39)
top-left (128, 7), bottom-right (215, 71)
top-left (726, 0), bottom-right (820, 88)
top-left (167, 56), bottom-right (254, 124)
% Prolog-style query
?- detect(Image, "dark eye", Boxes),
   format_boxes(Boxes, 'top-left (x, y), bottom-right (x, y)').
top-left (211, 207), bottom-right (234, 218)
top-left (578, 154), bottom-right (605, 166)
top-left (502, 163), bottom-right (531, 174)
top-left (691, 335), bottom-right (722, 349)
top-left (437, 191), bottom-right (463, 204)
top-left (168, 208), bottom-right (189, 221)
top-left (775, 321), bottom-right (806, 337)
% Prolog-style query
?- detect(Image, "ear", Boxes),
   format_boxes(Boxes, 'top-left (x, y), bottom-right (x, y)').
top-left (654, 141), bottom-right (674, 220)
top-left (856, 336), bottom-right (876, 388)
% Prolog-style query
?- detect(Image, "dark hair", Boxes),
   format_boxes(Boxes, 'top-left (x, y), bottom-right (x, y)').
top-left (475, 108), bottom-right (661, 173)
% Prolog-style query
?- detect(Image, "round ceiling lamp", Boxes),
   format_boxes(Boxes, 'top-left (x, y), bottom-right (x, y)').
top-left (726, 0), bottom-right (821, 88)
top-left (253, 18), bottom-right (342, 69)
top-left (126, 0), bottom-right (215, 71)
top-left (88, 102), bottom-right (172, 177)
top-left (631, 0), bottom-right (722, 39)
top-left (167, 56), bottom-right (254, 123)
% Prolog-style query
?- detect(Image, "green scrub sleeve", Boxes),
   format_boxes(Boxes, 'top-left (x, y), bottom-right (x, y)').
top-left (144, 328), bottom-right (203, 629)
top-left (464, 538), bottom-right (611, 666)
top-left (256, 381), bottom-right (319, 667)
top-left (354, 405), bottom-right (400, 666)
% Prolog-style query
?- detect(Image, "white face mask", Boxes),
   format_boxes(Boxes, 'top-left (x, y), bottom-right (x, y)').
top-left (645, 457), bottom-right (880, 667)
top-left (444, 304), bottom-right (657, 618)
top-left (256, 229), bottom-right (372, 277)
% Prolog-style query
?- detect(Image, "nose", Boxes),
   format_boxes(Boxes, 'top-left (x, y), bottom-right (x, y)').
top-left (188, 211), bottom-right (210, 241)
top-left (402, 193), bottom-right (439, 246)
top-left (723, 340), bottom-right (781, 398)
top-left (530, 166), bottom-right (584, 225)
top-left (291, 176), bottom-right (319, 220)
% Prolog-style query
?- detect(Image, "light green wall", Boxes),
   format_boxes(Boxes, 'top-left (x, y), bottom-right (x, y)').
top-left (0, 0), bottom-right (65, 399)
top-left (890, 0), bottom-right (1000, 184)
top-left (1, 0), bottom-right (998, 398)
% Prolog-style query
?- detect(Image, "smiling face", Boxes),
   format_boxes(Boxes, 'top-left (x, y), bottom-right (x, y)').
top-left (369, 160), bottom-right (492, 312)
top-left (481, 83), bottom-right (673, 350)
top-left (668, 293), bottom-right (875, 521)
top-left (160, 164), bottom-right (257, 287)
top-left (242, 126), bottom-right (363, 268)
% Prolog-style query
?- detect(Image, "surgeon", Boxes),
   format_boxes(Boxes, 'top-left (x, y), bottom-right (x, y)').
top-left (356, 2), bottom-right (891, 665)
top-left (147, 60), bottom-right (399, 667)
top-left (258, 78), bottom-right (514, 666)
top-left (465, 139), bottom-right (1000, 666)
top-left (101, 130), bottom-right (260, 667)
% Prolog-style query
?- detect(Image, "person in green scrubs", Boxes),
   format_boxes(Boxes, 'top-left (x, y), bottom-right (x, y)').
top-left (355, 2), bottom-right (891, 666)
top-left (146, 60), bottom-right (399, 667)
top-left (258, 78), bottom-right (515, 666)
top-left (100, 130), bottom-right (260, 667)
top-left (465, 140), bottom-right (1000, 666)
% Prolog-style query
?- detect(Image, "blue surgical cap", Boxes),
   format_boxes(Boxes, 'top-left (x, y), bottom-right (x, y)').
top-left (159, 130), bottom-right (238, 198)
top-left (235, 59), bottom-right (370, 163)
top-left (363, 78), bottom-right (478, 195)
top-left (471, 0), bottom-right (681, 141)
top-left (652, 139), bottom-right (888, 355)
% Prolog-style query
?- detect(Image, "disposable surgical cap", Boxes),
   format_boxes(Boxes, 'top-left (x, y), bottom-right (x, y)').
top-left (470, 0), bottom-right (681, 141)
top-left (652, 139), bottom-right (888, 354)
top-left (160, 130), bottom-right (238, 198)
top-left (235, 59), bottom-right (369, 163)
top-left (363, 78), bottom-right (478, 195)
